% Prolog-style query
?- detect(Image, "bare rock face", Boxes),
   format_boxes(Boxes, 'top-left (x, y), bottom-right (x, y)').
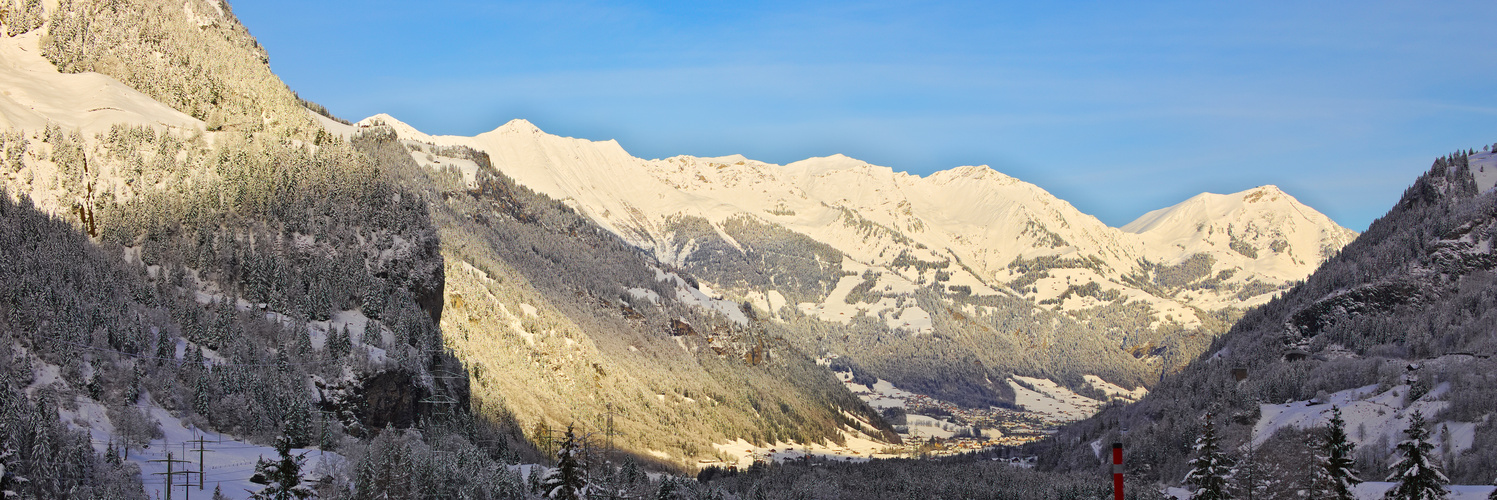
top-left (319, 369), bottom-right (444, 434)
top-left (359, 370), bottom-right (425, 430)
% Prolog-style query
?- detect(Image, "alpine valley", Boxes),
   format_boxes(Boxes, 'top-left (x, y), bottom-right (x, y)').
top-left (0, 1), bottom-right (1491, 499)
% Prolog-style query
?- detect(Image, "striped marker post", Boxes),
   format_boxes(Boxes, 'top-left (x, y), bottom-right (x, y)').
top-left (1112, 443), bottom-right (1124, 500)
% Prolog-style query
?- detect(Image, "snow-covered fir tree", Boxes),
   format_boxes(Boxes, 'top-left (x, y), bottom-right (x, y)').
top-left (1316, 406), bottom-right (1360, 500)
top-left (1231, 442), bottom-right (1277, 500)
top-left (656, 477), bottom-right (677, 500)
top-left (248, 436), bottom-right (313, 500)
top-left (0, 447), bottom-right (23, 499)
top-left (1185, 412), bottom-right (1233, 500)
top-left (1384, 410), bottom-right (1448, 500)
top-left (542, 425), bottom-right (588, 500)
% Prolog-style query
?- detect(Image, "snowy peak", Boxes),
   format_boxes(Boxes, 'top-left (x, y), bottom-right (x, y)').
top-left (783, 154), bottom-right (894, 179)
top-left (926, 164), bottom-right (1012, 184)
top-left (486, 118), bottom-right (544, 136)
top-left (1242, 184), bottom-right (1287, 203)
top-left (1124, 185), bottom-right (1357, 302)
top-left (1125, 185), bottom-right (1334, 237)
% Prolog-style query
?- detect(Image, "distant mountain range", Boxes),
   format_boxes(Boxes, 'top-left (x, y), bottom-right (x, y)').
top-left (342, 113), bottom-right (1356, 405)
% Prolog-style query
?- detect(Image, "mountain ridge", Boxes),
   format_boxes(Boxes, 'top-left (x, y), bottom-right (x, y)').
top-left (353, 112), bottom-right (1358, 408)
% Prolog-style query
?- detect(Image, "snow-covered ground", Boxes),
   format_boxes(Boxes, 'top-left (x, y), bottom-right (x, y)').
top-left (834, 370), bottom-right (918, 410)
top-left (654, 268), bottom-right (748, 325)
top-left (408, 148), bottom-right (480, 189)
top-left (1169, 484), bottom-right (1497, 500)
top-left (708, 432), bottom-right (897, 469)
top-left (1085, 375), bottom-right (1148, 401)
top-left (1353, 482), bottom-right (1495, 500)
top-left (1252, 383), bottom-right (1474, 457)
top-left (61, 396), bottom-right (341, 499)
top-left (1470, 152), bottom-right (1497, 193)
top-left (795, 267), bottom-right (934, 336)
top-left (0, 32), bottom-right (201, 135)
top-left (1009, 376), bottom-right (1105, 422)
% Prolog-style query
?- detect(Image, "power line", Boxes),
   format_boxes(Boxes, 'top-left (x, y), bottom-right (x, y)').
top-left (188, 435), bottom-right (215, 491)
top-left (147, 451), bottom-right (194, 500)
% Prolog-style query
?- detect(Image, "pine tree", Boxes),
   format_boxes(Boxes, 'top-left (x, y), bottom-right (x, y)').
top-left (194, 371), bottom-right (213, 419)
top-left (155, 329), bottom-right (174, 365)
top-left (655, 477), bottom-right (676, 500)
top-left (0, 446), bottom-right (26, 499)
top-left (1231, 442), bottom-right (1276, 500)
top-left (103, 440), bottom-right (121, 466)
top-left (1185, 412), bottom-right (1233, 500)
top-left (293, 325), bottom-right (312, 357)
top-left (541, 425), bottom-right (588, 500)
top-left (248, 436), bottom-right (313, 500)
top-left (1316, 406), bottom-right (1360, 500)
top-left (1384, 410), bottom-right (1448, 500)
top-left (327, 324), bottom-right (351, 361)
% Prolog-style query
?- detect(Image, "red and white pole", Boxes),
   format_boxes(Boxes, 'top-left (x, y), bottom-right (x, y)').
top-left (1112, 442), bottom-right (1124, 500)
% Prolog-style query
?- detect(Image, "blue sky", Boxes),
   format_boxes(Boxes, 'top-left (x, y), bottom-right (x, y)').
top-left (233, 1), bottom-right (1497, 231)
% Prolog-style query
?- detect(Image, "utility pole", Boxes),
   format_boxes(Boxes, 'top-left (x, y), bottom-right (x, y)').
top-left (603, 403), bottom-right (617, 464)
top-left (188, 436), bottom-right (214, 490)
top-left (149, 451), bottom-right (194, 500)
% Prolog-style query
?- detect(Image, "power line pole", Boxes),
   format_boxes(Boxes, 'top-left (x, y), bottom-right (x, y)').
top-left (188, 436), bottom-right (215, 491)
top-left (149, 451), bottom-right (194, 500)
top-left (603, 403), bottom-right (617, 464)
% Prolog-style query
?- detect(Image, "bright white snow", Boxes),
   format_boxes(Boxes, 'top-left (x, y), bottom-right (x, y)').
top-left (349, 114), bottom-right (1355, 329)
top-left (1009, 376), bottom-right (1105, 422)
top-left (1251, 383), bottom-right (1475, 458)
top-left (0, 32), bottom-right (202, 135)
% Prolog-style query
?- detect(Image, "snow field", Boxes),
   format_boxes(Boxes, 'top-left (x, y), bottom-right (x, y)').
top-left (1470, 152), bottom-right (1497, 193)
top-left (60, 396), bottom-right (342, 500)
top-left (407, 148), bottom-right (480, 189)
top-left (650, 268), bottom-right (749, 325)
top-left (0, 32), bottom-right (201, 135)
top-left (1084, 375), bottom-right (1148, 401)
top-left (1252, 383), bottom-right (1475, 457)
top-left (1008, 376), bottom-right (1105, 423)
top-left (797, 270), bottom-right (934, 336)
top-left (708, 430), bottom-right (897, 470)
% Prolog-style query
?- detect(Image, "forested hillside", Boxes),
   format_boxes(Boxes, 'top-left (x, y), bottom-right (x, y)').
top-left (354, 124), bottom-right (895, 466)
top-left (0, 2), bottom-right (895, 497)
top-left (1039, 147), bottom-right (1497, 494)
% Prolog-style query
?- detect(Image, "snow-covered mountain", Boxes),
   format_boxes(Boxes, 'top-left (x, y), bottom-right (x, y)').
top-left (355, 114), bottom-right (1352, 330)
top-left (1122, 185), bottom-right (1359, 309)
top-left (1044, 148), bottom-right (1497, 493)
top-left (340, 114), bottom-right (1357, 407)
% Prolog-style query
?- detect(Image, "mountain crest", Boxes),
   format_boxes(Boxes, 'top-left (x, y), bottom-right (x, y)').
top-left (491, 117), bottom-right (543, 135)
